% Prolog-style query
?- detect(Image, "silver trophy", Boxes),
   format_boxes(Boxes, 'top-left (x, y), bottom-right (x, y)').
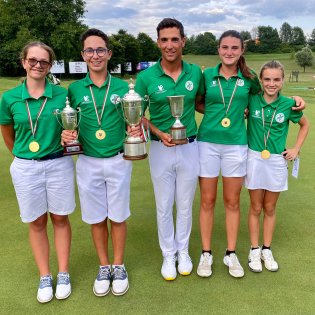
top-left (121, 82), bottom-right (147, 160)
top-left (55, 97), bottom-right (83, 155)
top-left (168, 95), bottom-right (187, 144)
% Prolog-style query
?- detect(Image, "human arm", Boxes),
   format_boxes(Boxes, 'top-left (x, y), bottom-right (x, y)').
top-left (291, 96), bottom-right (306, 111)
top-left (195, 94), bottom-right (205, 114)
top-left (142, 117), bottom-right (175, 147)
top-left (282, 116), bottom-right (309, 160)
top-left (0, 124), bottom-right (15, 153)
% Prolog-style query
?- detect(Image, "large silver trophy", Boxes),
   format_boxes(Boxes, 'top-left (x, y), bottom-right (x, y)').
top-left (121, 82), bottom-right (147, 160)
top-left (55, 97), bottom-right (83, 155)
top-left (168, 95), bottom-right (187, 144)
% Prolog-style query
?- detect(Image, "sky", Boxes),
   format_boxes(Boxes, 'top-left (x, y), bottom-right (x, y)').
top-left (83, 0), bottom-right (314, 40)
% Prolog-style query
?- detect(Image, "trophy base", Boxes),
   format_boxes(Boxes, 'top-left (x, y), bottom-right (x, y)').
top-left (170, 126), bottom-right (187, 145)
top-left (63, 143), bottom-right (84, 156)
top-left (123, 141), bottom-right (147, 161)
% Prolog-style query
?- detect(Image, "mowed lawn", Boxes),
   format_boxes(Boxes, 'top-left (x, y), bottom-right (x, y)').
top-left (0, 53), bottom-right (314, 314)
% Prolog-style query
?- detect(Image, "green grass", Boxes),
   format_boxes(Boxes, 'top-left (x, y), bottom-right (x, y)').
top-left (0, 53), bottom-right (315, 314)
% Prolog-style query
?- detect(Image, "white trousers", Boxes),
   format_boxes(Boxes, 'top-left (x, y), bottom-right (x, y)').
top-left (149, 140), bottom-right (199, 256)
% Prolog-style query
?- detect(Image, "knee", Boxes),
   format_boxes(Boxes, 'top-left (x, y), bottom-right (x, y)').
top-left (263, 204), bottom-right (276, 217)
top-left (249, 204), bottom-right (263, 217)
top-left (224, 198), bottom-right (240, 213)
top-left (30, 213), bottom-right (47, 232)
top-left (50, 214), bottom-right (69, 228)
top-left (200, 195), bottom-right (216, 212)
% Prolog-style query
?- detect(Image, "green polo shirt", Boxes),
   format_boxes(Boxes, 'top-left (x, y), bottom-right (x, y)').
top-left (247, 93), bottom-right (303, 154)
top-left (68, 73), bottom-right (128, 158)
top-left (198, 63), bottom-right (261, 145)
top-left (0, 79), bottom-right (66, 159)
top-left (135, 59), bottom-right (204, 139)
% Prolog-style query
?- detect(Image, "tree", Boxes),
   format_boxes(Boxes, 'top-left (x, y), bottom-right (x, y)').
top-left (112, 29), bottom-right (141, 75)
top-left (291, 27), bottom-right (306, 46)
top-left (137, 33), bottom-right (160, 61)
top-left (193, 32), bottom-right (217, 55)
top-left (279, 22), bottom-right (292, 43)
top-left (0, 0), bottom-right (87, 75)
top-left (256, 26), bottom-right (281, 53)
top-left (240, 31), bottom-right (251, 41)
top-left (308, 29), bottom-right (315, 49)
top-left (295, 46), bottom-right (314, 72)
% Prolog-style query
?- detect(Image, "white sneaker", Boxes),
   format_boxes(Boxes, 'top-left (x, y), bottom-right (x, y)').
top-left (261, 249), bottom-right (279, 271)
top-left (37, 274), bottom-right (53, 303)
top-left (223, 253), bottom-right (244, 278)
top-left (248, 247), bottom-right (262, 273)
top-left (197, 253), bottom-right (213, 277)
top-left (161, 254), bottom-right (177, 280)
top-left (177, 250), bottom-right (193, 276)
top-left (55, 272), bottom-right (71, 299)
top-left (111, 265), bottom-right (129, 296)
top-left (93, 265), bottom-right (111, 296)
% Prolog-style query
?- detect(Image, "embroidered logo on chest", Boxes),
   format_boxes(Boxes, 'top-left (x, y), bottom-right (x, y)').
top-left (275, 113), bottom-right (285, 123)
top-left (185, 81), bottom-right (194, 91)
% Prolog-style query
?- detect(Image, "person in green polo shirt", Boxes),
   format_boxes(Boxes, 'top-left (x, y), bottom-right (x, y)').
top-left (0, 42), bottom-right (75, 303)
top-left (135, 18), bottom-right (204, 281)
top-left (196, 30), bottom-right (306, 279)
top-left (61, 29), bottom-right (134, 296)
top-left (245, 60), bottom-right (309, 273)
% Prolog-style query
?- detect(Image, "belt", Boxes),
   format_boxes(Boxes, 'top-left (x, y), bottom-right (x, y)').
top-left (152, 135), bottom-right (196, 143)
top-left (16, 150), bottom-right (64, 161)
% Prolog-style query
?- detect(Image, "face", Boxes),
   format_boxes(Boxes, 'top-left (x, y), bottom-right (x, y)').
top-left (81, 35), bottom-right (112, 73)
top-left (157, 27), bottom-right (185, 63)
top-left (218, 36), bottom-right (244, 67)
top-left (22, 46), bottom-right (51, 81)
top-left (260, 68), bottom-right (284, 98)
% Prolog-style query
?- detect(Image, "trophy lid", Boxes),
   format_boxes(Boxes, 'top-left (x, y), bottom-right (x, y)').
top-left (122, 79), bottom-right (142, 102)
top-left (62, 97), bottom-right (76, 114)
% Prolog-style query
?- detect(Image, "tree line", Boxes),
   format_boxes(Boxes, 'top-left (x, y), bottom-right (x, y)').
top-left (0, 0), bottom-right (314, 76)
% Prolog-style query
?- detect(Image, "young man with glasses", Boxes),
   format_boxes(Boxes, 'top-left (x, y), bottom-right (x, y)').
top-left (62, 28), bottom-right (134, 296)
top-left (135, 18), bottom-right (204, 281)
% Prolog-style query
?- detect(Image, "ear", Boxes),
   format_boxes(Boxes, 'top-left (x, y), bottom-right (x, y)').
top-left (182, 36), bottom-right (186, 48)
top-left (21, 59), bottom-right (27, 70)
top-left (107, 50), bottom-right (112, 60)
top-left (81, 51), bottom-right (85, 60)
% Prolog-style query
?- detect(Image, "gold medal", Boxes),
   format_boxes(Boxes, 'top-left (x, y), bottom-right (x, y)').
top-left (96, 129), bottom-right (106, 140)
top-left (221, 118), bottom-right (231, 128)
top-left (29, 141), bottom-right (40, 152)
top-left (261, 149), bottom-right (271, 159)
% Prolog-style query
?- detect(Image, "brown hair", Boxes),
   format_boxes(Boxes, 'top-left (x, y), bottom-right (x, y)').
top-left (80, 28), bottom-right (110, 49)
top-left (218, 30), bottom-right (253, 79)
top-left (20, 41), bottom-right (55, 63)
top-left (260, 60), bottom-right (285, 79)
top-left (156, 18), bottom-right (185, 38)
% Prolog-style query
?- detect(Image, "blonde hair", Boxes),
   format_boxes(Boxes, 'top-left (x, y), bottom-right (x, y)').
top-left (260, 60), bottom-right (285, 79)
top-left (20, 41), bottom-right (55, 63)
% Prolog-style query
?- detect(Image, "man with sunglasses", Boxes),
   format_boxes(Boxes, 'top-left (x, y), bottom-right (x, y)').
top-left (62, 29), bottom-right (134, 297)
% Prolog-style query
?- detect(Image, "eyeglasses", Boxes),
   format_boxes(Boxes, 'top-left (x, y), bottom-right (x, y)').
top-left (82, 47), bottom-right (110, 57)
top-left (26, 58), bottom-right (52, 69)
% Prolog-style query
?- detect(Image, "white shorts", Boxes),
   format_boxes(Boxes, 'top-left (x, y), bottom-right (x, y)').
top-left (10, 156), bottom-right (75, 223)
top-left (245, 149), bottom-right (288, 192)
top-left (198, 141), bottom-right (248, 178)
top-left (76, 154), bottom-right (132, 224)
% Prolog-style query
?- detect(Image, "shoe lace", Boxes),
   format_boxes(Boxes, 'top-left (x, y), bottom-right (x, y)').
top-left (178, 251), bottom-right (191, 262)
top-left (57, 272), bottom-right (70, 285)
top-left (229, 254), bottom-right (241, 267)
top-left (39, 275), bottom-right (52, 288)
top-left (201, 253), bottom-right (211, 265)
top-left (112, 266), bottom-right (127, 280)
top-left (98, 267), bottom-right (111, 280)
top-left (251, 249), bottom-right (261, 262)
top-left (263, 250), bottom-right (274, 262)
top-left (165, 255), bottom-right (176, 265)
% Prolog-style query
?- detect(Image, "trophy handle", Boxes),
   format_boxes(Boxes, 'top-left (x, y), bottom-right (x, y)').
top-left (54, 109), bottom-right (64, 128)
top-left (76, 107), bottom-right (82, 128)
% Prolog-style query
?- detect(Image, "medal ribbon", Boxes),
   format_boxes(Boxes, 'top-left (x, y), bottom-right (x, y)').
top-left (218, 78), bottom-right (239, 116)
top-left (89, 74), bottom-right (111, 129)
top-left (25, 98), bottom-right (48, 138)
top-left (262, 106), bottom-right (278, 150)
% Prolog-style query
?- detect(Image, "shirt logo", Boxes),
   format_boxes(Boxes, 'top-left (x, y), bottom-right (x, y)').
top-left (237, 79), bottom-right (244, 86)
top-left (252, 109), bottom-right (261, 119)
top-left (275, 113), bottom-right (285, 123)
top-left (156, 84), bottom-right (166, 94)
top-left (185, 81), bottom-right (194, 91)
top-left (81, 95), bottom-right (92, 104)
top-left (111, 94), bottom-right (120, 104)
top-left (210, 80), bottom-right (217, 87)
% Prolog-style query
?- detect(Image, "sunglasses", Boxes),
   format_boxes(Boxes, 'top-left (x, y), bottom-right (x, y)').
top-left (82, 47), bottom-right (110, 57)
top-left (26, 58), bottom-right (52, 69)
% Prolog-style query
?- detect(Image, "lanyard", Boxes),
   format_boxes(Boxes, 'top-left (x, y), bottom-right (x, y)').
top-left (89, 75), bottom-right (111, 128)
top-left (218, 78), bottom-right (239, 116)
top-left (25, 98), bottom-right (48, 138)
top-left (262, 106), bottom-right (278, 149)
